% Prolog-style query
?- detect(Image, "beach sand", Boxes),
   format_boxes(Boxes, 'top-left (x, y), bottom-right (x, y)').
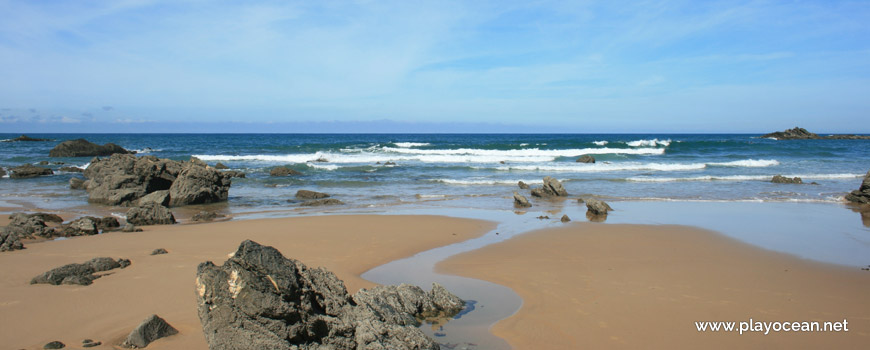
top-left (0, 215), bottom-right (494, 349)
top-left (437, 223), bottom-right (870, 349)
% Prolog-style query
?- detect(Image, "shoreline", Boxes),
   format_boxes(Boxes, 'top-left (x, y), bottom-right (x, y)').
top-left (437, 222), bottom-right (870, 349)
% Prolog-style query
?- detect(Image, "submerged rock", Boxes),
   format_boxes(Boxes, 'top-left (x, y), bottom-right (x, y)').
top-left (532, 176), bottom-right (568, 198)
top-left (121, 314), bottom-right (178, 348)
top-left (126, 203), bottom-right (176, 226)
top-left (222, 170), bottom-right (246, 178)
top-left (513, 191), bottom-right (532, 208)
top-left (49, 139), bottom-right (133, 157)
top-left (195, 240), bottom-right (463, 350)
top-left (69, 177), bottom-right (86, 189)
top-left (771, 175), bottom-right (803, 184)
top-left (4, 134), bottom-right (51, 142)
top-left (576, 155), bottom-right (596, 163)
top-left (296, 189), bottom-right (330, 199)
top-left (30, 257), bottom-right (131, 286)
top-left (9, 164), bottom-right (53, 178)
top-left (517, 181), bottom-right (530, 189)
top-left (269, 166), bottom-right (302, 176)
top-left (846, 171), bottom-right (870, 204)
top-left (192, 211), bottom-right (225, 222)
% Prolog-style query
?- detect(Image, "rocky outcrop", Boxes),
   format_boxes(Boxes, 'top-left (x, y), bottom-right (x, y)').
top-left (771, 175), bottom-right (803, 184)
top-left (83, 154), bottom-right (231, 206)
top-left (513, 191), bottom-right (531, 208)
top-left (0, 230), bottom-right (24, 252)
top-left (762, 127), bottom-right (870, 140)
top-left (195, 240), bottom-right (462, 350)
top-left (126, 203), bottom-right (176, 226)
top-left (584, 198), bottom-right (613, 216)
top-left (138, 190), bottom-right (170, 206)
top-left (845, 171), bottom-right (870, 204)
top-left (300, 198), bottom-right (345, 206)
top-left (296, 190), bottom-right (330, 199)
top-left (531, 176), bottom-right (568, 197)
top-left (517, 181), bottom-right (530, 189)
top-left (561, 214), bottom-right (571, 222)
top-left (30, 257), bottom-right (131, 286)
top-left (2, 212), bottom-right (56, 239)
top-left (270, 166), bottom-right (302, 176)
top-left (576, 155), bottom-right (596, 163)
top-left (59, 166), bottom-right (84, 173)
top-left (69, 177), bottom-right (87, 189)
top-left (121, 314), bottom-right (178, 348)
top-left (192, 211), bottom-right (225, 222)
top-left (9, 164), bottom-right (53, 178)
top-left (49, 139), bottom-right (133, 157)
top-left (222, 170), bottom-right (246, 178)
top-left (55, 216), bottom-right (120, 237)
top-left (3, 134), bottom-right (51, 142)
top-left (214, 162), bottom-right (229, 170)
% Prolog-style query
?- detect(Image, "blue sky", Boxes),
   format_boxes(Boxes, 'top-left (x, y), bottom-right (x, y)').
top-left (1, 0), bottom-right (869, 133)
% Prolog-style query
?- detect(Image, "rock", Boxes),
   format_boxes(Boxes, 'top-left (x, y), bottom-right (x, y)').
top-left (138, 190), bottom-right (170, 207)
top-left (30, 257), bottom-right (130, 286)
top-left (222, 170), bottom-right (246, 178)
top-left (542, 176), bottom-right (568, 196)
top-left (845, 171), bottom-right (870, 204)
top-left (762, 127), bottom-right (870, 140)
top-left (195, 240), bottom-right (458, 350)
top-left (83, 154), bottom-right (182, 206)
top-left (55, 216), bottom-right (119, 237)
top-left (126, 203), bottom-right (176, 226)
top-left (530, 187), bottom-right (547, 198)
top-left (122, 223), bottom-right (143, 232)
top-left (49, 139), bottom-right (133, 157)
top-left (192, 211), bottom-right (225, 222)
top-left (9, 164), bottom-right (53, 178)
top-left (59, 166), bottom-right (84, 173)
top-left (296, 189), bottom-right (330, 199)
top-left (0, 230), bottom-right (25, 252)
top-left (299, 198), bottom-right (345, 206)
top-left (38, 160), bottom-right (50, 165)
top-left (561, 214), bottom-right (571, 222)
top-left (168, 163), bottom-right (232, 207)
top-left (513, 191), bottom-right (531, 208)
top-left (2, 212), bottom-right (56, 239)
top-left (82, 339), bottom-right (101, 348)
top-left (121, 314), bottom-right (178, 348)
top-left (270, 166), bottom-right (302, 176)
top-left (584, 198), bottom-right (613, 216)
top-left (517, 181), bottom-right (530, 189)
top-left (25, 212), bottom-right (64, 223)
top-left (771, 175), bottom-right (803, 184)
top-left (4, 134), bottom-right (51, 142)
top-left (536, 215), bottom-right (550, 219)
top-left (151, 248), bottom-right (168, 255)
top-left (43, 341), bottom-right (65, 349)
top-left (314, 156), bottom-right (329, 162)
top-left (384, 161), bottom-right (397, 166)
top-left (214, 162), bottom-right (229, 170)
top-left (576, 155), bottom-right (596, 163)
top-left (0, 167), bottom-right (5, 177)
top-left (69, 177), bottom-right (86, 189)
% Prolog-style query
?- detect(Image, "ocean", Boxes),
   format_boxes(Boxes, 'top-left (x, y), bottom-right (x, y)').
top-left (1, 133), bottom-right (868, 215)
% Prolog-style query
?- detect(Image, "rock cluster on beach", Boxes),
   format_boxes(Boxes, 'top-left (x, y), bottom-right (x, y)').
top-left (30, 257), bottom-right (131, 286)
top-left (49, 139), bottom-right (134, 157)
top-left (126, 203), bottom-right (177, 225)
top-left (195, 240), bottom-right (465, 350)
top-left (531, 176), bottom-right (568, 198)
top-left (0, 213), bottom-right (121, 252)
top-left (762, 127), bottom-right (870, 140)
top-left (846, 171), bottom-right (870, 204)
top-left (83, 154), bottom-right (232, 207)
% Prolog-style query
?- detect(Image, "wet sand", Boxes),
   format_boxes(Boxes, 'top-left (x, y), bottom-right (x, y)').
top-left (437, 223), bottom-right (870, 349)
top-left (0, 215), bottom-right (494, 349)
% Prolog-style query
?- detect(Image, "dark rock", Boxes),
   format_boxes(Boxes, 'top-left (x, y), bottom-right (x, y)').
top-left (56, 216), bottom-right (119, 237)
top-left (845, 171), bottom-right (870, 204)
top-left (536, 215), bottom-right (550, 219)
top-left (561, 214), bottom-right (571, 222)
top-left (762, 127), bottom-right (870, 140)
top-left (0, 230), bottom-right (25, 252)
top-left (0, 167), bottom-right (5, 177)
top-left (2, 212), bottom-right (56, 239)
top-left (214, 162), bottom-right (229, 170)
top-left (296, 190), bottom-right (330, 199)
top-left (270, 166), bottom-right (302, 176)
top-left (517, 181), bottom-right (530, 189)
top-left (576, 155), bottom-right (596, 163)
top-left (59, 166), bottom-right (84, 173)
top-left (30, 257), bottom-right (130, 286)
top-left (151, 248), bottom-right (169, 255)
top-left (192, 211), bottom-right (225, 222)
top-left (9, 164), bottom-right (53, 178)
top-left (168, 163), bottom-right (232, 207)
top-left (69, 177), bottom-right (86, 189)
top-left (82, 339), bottom-right (101, 348)
top-left (513, 191), bottom-right (531, 208)
top-left (299, 198), bottom-right (345, 206)
top-left (4, 134), bottom-right (51, 142)
top-left (314, 157), bottom-right (329, 162)
top-left (122, 223), bottom-right (143, 232)
top-left (530, 187), bottom-right (547, 198)
top-left (195, 240), bottom-right (458, 350)
top-left (38, 160), bottom-right (50, 165)
top-left (384, 161), bottom-right (397, 166)
top-left (584, 198), bottom-right (613, 216)
top-left (542, 176), bottom-right (568, 196)
top-left (137, 190), bottom-right (170, 207)
top-left (43, 341), bottom-right (65, 349)
top-left (49, 139), bottom-right (133, 157)
top-left (25, 212), bottom-right (64, 223)
top-left (222, 170), bottom-right (246, 178)
top-left (126, 203), bottom-right (176, 226)
top-left (121, 314), bottom-right (178, 348)
top-left (771, 175), bottom-right (803, 184)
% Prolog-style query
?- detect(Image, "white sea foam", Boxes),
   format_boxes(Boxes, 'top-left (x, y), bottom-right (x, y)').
top-left (706, 159), bottom-right (779, 167)
top-left (306, 163), bottom-right (339, 170)
top-left (393, 142), bottom-right (430, 148)
top-left (76, 162), bottom-right (90, 170)
top-left (519, 143), bottom-right (529, 146)
top-left (131, 148), bottom-right (161, 154)
top-left (592, 140), bottom-right (609, 146)
top-left (626, 173), bottom-right (862, 182)
top-left (625, 139), bottom-right (671, 147)
top-left (433, 179), bottom-right (545, 186)
top-left (492, 162), bottom-right (706, 172)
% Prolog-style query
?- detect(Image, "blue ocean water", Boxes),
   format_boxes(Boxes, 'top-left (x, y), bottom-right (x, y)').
top-left (1, 133), bottom-right (868, 213)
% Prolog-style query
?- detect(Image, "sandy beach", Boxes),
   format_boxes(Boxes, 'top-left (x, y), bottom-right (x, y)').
top-left (438, 222), bottom-right (870, 349)
top-left (0, 215), bottom-right (494, 349)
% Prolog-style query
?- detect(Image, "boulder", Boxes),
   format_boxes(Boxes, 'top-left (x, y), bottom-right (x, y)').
top-left (56, 216), bottom-right (119, 237)
top-left (517, 181), bottom-right (530, 189)
top-left (300, 198), bottom-right (345, 206)
top-left (0, 230), bottom-right (25, 252)
top-left (82, 339), bottom-right (101, 348)
top-left (195, 240), bottom-right (460, 350)
top-left (771, 175), bottom-right (803, 184)
top-left (270, 166), bottom-right (302, 176)
top-left (59, 166), bottom-right (84, 173)
top-left (584, 198), bottom-right (613, 216)
top-left (2, 212), bottom-right (55, 239)
top-left (542, 176), bottom-right (568, 196)
top-left (214, 162), bottom-right (229, 170)
top-left (845, 171), bottom-right (870, 204)
top-left (0, 167), bottom-right (5, 177)
top-left (151, 248), bottom-right (169, 255)
top-left (192, 211), bottom-right (225, 222)
top-left (513, 191), bottom-right (531, 208)
top-left (9, 164), bottom-right (53, 178)
top-left (4, 134), bottom-right (51, 142)
top-left (222, 170), bottom-right (246, 178)
top-left (122, 223), bottom-right (143, 233)
top-left (168, 163), bottom-right (232, 207)
top-left (49, 139), bottom-right (133, 157)
top-left (30, 257), bottom-right (131, 286)
top-left (69, 177), bottom-right (86, 189)
top-left (126, 203), bottom-right (176, 226)
top-left (121, 314), bottom-right (178, 348)
top-left (576, 155), bottom-right (596, 163)
top-left (138, 190), bottom-right (170, 207)
top-left (296, 189), bottom-right (330, 199)
top-left (43, 341), bottom-right (65, 349)
top-left (561, 214), bottom-right (571, 222)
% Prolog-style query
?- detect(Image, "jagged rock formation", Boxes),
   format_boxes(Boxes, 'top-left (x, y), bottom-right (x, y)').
top-left (195, 240), bottom-right (465, 350)
top-left (513, 191), bottom-right (531, 208)
top-left (126, 203), bottom-right (176, 226)
top-left (846, 171), bottom-right (870, 204)
top-left (517, 181), bottom-right (530, 189)
top-left (771, 175), bottom-right (803, 184)
top-left (121, 314), bottom-right (178, 348)
top-left (583, 198), bottom-right (613, 217)
top-left (531, 176), bottom-right (568, 198)
top-left (9, 164), bottom-right (53, 178)
top-left (576, 155), bottom-right (596, 163)
top-left (49, 139), bottom-right (133, 157)
top-left (762, 127), bottom-right (870, 140)
top-left (296, 190), bottom-right (330, 199)
top-left (30, 257), bottom-right (131, 286)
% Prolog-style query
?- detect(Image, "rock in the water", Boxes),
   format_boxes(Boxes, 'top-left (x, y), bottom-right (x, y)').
top-left (30, 257), bottom-right (131, 286)
top-left (59, 166), bottom-right (84, 173)
top-left (270, 166), bottom-right (302, 176)
top-left (49, 139), bottom-right (133, 157)
top-left (296, 189), bottom-right (330, 199)
top-left (761, 127), bottom-right (870, 140)
top-left (4, 134), bottom-right (51, 142)
top-left (845, 171), bottom-right (870, 204)
top-left (137, 190), bottom-right (170, 207)
top-left (168, 163), bottom-right (232, 207)
top-left (192, 211), bottom-right (225, 222)
top-left (9, 164), bottom-right (53, 178)
top-left (771, 175), bottom-right (803, 184)
top-left (222, 170), bottom-right (246, 178)
top-left (126, 203), bottom-right (176, 226)
top-left (195, 240), bottom-right (459, 350)
top-left (69, 177), bottom-right (86, 189)
top-left (384, 161), bottom-right (397, 166)
top-left (517, 181), bottom-right (530, 189)
top-left (43, 341), bottom-right (65, 349)
top-left (513, 191), bottom-right (531, 208)
top-left (584, 198), bottom-right (613, 216)
top-left (561, 214), bottom-right (571, 222)
top-left (121, 314), bottom-right (178, 348)
top-left (576, 155), bottom-right (596, 163)
top-left (151, 248), bottom-right (169, 255)
top-left (300, 198), bottom-right (345, 206)
top-left (214, 162), bottom-right (229, 170)
top-left (0, 167), bottom-right (5, 177)
top-left (542, 176), bottom-right (568, 196)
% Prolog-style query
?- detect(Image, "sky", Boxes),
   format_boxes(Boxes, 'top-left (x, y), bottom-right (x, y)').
top-left (1, 0), bottom-right (869, 133)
